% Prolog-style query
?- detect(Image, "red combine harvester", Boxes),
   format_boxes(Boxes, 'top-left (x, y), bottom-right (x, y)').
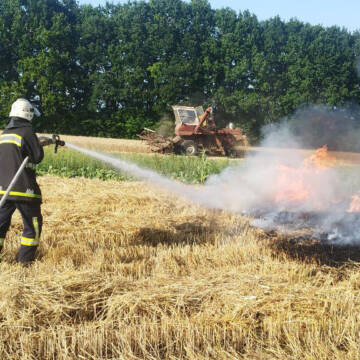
top-left (139, 105), bottom-right (248, 156)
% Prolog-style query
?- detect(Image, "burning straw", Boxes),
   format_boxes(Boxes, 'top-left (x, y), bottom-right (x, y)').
top-left (205, 105), bottom-right (360, 245)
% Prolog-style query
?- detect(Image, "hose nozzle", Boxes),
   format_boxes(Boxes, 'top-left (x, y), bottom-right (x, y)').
top-left (52, 134), bottom-right (65, 153)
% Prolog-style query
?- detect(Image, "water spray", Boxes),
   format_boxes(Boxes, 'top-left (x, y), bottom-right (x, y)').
top-left (66, 143), bottom-right (216, 207)
top-left (65, 143), bottom-right (270, 213)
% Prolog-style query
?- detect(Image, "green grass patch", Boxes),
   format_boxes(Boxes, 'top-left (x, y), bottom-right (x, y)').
top-left (37, 148), bottom-right (128, 181)
top-left (37, 147), bottom-right (237, 184)
top-left (113, 152), bottom-right (234, 184)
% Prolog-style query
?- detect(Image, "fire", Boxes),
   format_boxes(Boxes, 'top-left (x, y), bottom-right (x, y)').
top-left (274, 145), bottom-right (336, 207)
top-left (274, 165), bottom-right (310, 203)
top-left (348, 194), bottom-right (360, 213)
top-left (303, 145), bottom-right (337, 168)
top-left (272, 145), bottom-right (360, 212)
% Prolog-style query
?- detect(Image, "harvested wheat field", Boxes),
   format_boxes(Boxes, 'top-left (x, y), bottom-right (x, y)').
top-left (55, 134), bottom-right (151, 154)
top-left (1, 175), bottom-right (360, 359)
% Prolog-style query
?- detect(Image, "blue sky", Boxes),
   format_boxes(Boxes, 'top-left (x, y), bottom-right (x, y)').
top-left (78, 0), bottom-right (359, 32)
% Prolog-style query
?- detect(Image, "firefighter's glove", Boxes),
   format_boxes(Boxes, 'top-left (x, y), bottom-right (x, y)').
top-left (38, 136), bottom-right (54, 147)
top-left (38, 135), bottom-right (65, 153)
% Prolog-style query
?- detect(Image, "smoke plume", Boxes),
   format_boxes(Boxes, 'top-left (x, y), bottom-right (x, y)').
top-left (205, 105), bottom-right (360, 245)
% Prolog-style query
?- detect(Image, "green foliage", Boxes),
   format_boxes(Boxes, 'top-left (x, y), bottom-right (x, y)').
top-left (155, 114), bottom-right (175, 137)
top-left (0, 0), bottom-right (360, 140)
top-left (115, 151), bottom-right (232, 184)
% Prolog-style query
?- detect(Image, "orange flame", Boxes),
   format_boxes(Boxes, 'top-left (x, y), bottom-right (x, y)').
top-left (274, 145), bottom-right (336, 207)
top-left (274, 165), bottom-right (310, 203)
top-left (303, 145), bottom-right (337, 168)
top-left (271, 145), bottom-right (360, 213)
top-left (348, 194), bottom-right (360, 213)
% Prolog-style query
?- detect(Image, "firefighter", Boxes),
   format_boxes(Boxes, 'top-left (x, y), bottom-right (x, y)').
top-left (0, 98), bottom-right (44, 264)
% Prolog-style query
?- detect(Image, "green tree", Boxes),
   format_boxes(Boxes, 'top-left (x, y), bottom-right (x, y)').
top-left (0, 0), bottom-right (359, 140)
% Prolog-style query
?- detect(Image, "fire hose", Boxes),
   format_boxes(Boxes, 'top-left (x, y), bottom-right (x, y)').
top-left (0, 135), bottom-right (65, 208)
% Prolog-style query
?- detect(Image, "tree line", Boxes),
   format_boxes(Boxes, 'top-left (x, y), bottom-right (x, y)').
top-left (0, 0), bottom-right (359, 141)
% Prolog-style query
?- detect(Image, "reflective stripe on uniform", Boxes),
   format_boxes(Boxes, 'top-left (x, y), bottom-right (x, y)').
top-left (0, 134), bottom-right (22, 147)
top-left (0, 190), bottom-right (41, 199)
top-left (0, 238), bottom-right (4, 246)
top-left (20, 236), bottom-right (39, 246)
top-left (1, 133), bottom-right (22, 140)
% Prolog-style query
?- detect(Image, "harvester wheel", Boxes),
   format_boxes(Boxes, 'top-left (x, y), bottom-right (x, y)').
top-left (182, 140), bottom-right (198, 156)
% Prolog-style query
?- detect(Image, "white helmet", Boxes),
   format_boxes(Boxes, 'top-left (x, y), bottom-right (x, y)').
top-left (9, 98), bottom-right (41, 121)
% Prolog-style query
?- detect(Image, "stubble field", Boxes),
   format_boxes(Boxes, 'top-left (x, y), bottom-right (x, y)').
top-left (1, 136), bottom-right (360, 359)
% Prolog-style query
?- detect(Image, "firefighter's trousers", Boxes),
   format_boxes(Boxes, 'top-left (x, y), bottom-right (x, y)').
top-left (0, 201), bottom-right (42, 263)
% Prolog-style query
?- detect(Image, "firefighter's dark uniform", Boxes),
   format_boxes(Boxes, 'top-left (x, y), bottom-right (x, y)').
top-left (0, 117), bottom-right (44, 263)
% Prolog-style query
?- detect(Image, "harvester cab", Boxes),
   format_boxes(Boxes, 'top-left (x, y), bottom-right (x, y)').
top-left (173, 106), bottom-right (203, 126)
top-left (172, 106), bottom-right (216, 131)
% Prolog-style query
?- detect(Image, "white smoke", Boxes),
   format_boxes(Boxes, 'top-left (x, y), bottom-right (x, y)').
top-left (204, 118), bottom-right (349, 214)
top-left (202, 106), bottom-right (360, 245)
